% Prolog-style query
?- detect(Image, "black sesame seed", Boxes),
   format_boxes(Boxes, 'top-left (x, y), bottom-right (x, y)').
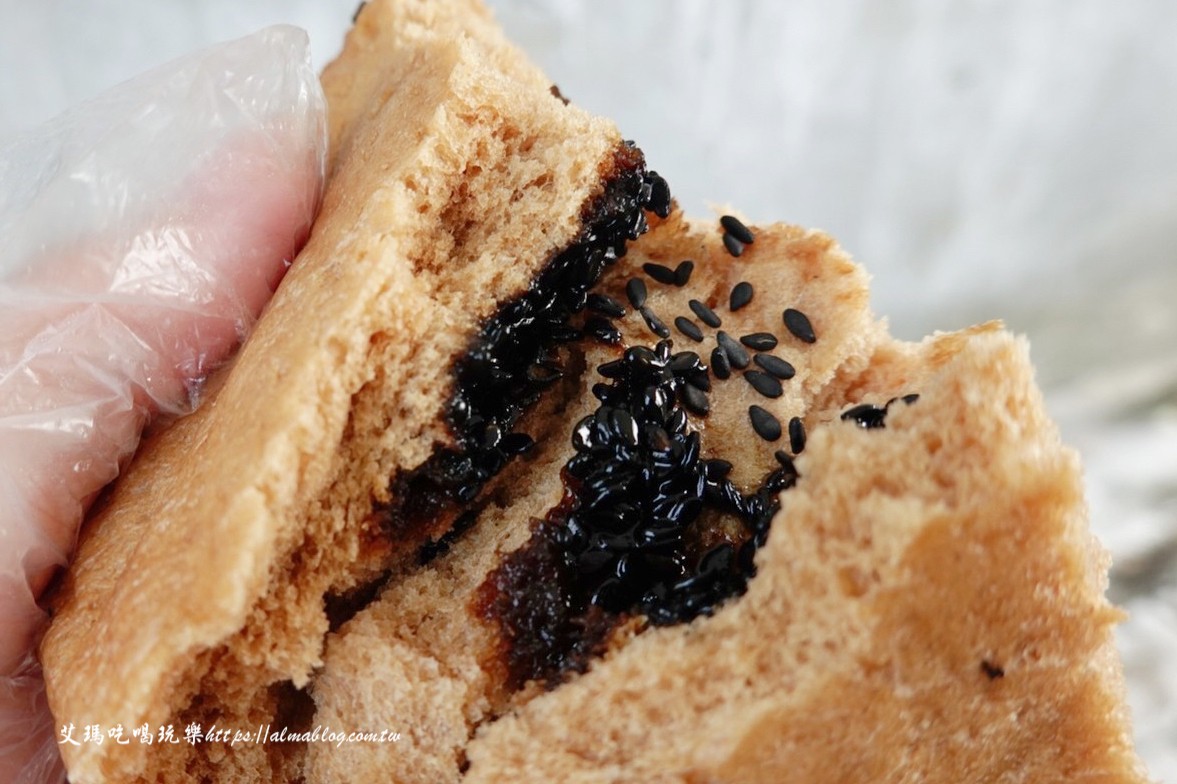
top-left (640, 306), bottom-right (671, 338)
top-left (643, 262), bottom-right (677, 285)
top-left (668, 351), bottom-right (702, 372)
top-left (571, 416), bottom-right (594, 451)
top-left (645, 423), bottom-right (672, 452)
top-left (774, 450), bottom-right (795, 470)
top-left (716, 331), bottom-right (750, 369)
top-left (646, 172), bottom-right (672, 219)
top-left (679, 384), bottom-right (710, 416)
top-left (744, 370), bottom-right (783, 399)
top-left (584, 316), bottom-right (622, 345)
top-left (788, 416), bottom-right (806, 454)
top-left (764, 466), bottom-right (795, 493)
top-left (586, 292), bottom-right (626, 319)
top-left (901, 393), bottom-right (920, 405)
top-left (729, 282), bottom-right (754, 311)
top-left (668, 350), bottom-right (701, 376)
top-left (782, 308), bottom-right (817, 344)
top-left (722, 233), bottom-right (745, 257)
top-left (720, 215), bottom-right (755, 245)
top-left (705, 458), bottom-right (733, 478)
top-left (630, 210), bottom-right (649, 240)
top-left (749, 405), bottom-right (782, 442)
top-left (740, 332), bottom-right (778, 351)
top-left (626, 278), bottom-right (648, 309)
top-left (596, 359), bottom-right (624, 379)
top-left (500, 432), bottom-right (535, 455)
top-left (674, 260), bottom-right (694, 286)
top-left (841, 403), bottom-right (887, 429)
top-left (689, 299), bottom-right (721, 328)
top-left (609, 409), bottom-right (640, 447)
top-left (753, 353), bottom-right (795, 380)
top-left (674, 316), bottom-right (704, 343)
top-left (710, 347), bottom-right (731, 379)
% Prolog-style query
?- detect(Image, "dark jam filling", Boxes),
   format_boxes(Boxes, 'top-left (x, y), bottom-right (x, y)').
top-left (379, 143), bottom-right (668, 552)
top-left (477, 340), bottom-right (797, 690)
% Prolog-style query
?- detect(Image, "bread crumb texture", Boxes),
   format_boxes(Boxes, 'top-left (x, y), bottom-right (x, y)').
top-left (41, 0), bottom-right (620, 780)
top-left (308, 215), bottom-right (1146, 784)
top-left (40, 0), bottom-right (1146, 783)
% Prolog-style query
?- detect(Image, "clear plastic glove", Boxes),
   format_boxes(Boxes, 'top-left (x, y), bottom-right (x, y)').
top-left (0, 26), bottom-right (327, 784)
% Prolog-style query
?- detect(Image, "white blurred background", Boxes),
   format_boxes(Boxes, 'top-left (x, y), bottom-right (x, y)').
top-left (2, 0), bottom-right (1174, 777)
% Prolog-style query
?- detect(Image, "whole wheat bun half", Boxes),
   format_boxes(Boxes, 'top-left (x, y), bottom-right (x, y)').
top-left (41, 1), bottom-right (1147, 782)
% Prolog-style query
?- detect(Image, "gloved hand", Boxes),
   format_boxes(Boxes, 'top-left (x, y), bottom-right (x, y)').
top-left (0, 26), bottom-right (327, 784)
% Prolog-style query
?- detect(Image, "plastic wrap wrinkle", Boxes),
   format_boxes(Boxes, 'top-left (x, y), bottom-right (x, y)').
top-left (0, 25), bottom-right (327, 784)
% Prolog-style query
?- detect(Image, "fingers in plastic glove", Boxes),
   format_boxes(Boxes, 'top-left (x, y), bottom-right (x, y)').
top-left (0, 25), bottom-right (327, 784)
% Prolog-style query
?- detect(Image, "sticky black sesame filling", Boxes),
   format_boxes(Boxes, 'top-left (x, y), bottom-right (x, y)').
top-left (478, 340), bottom-right (796, 689)
top-left (381, 145), bottom-right (666, 550)
top-left (474, 210), bottom-right (922, 693)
